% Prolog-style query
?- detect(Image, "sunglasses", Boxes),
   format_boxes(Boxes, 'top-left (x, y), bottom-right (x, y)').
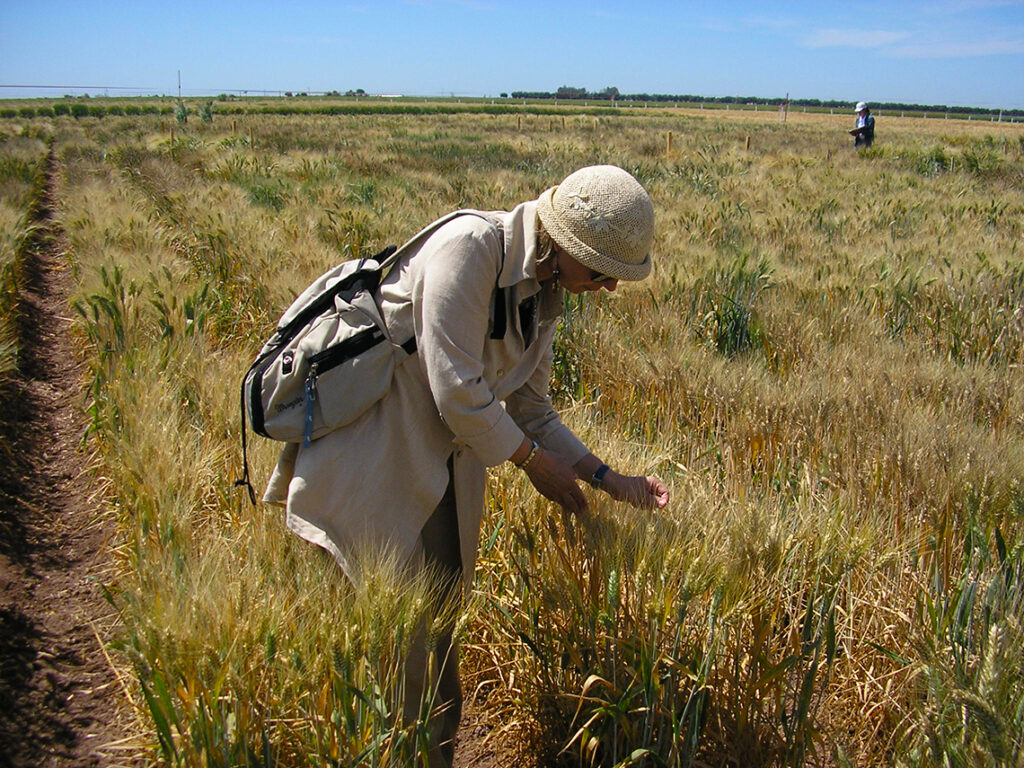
top-left (590, 269), bottom-right (614, 283)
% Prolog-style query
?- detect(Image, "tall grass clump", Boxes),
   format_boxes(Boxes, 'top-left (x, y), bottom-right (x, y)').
top-left (895, 520), bottom-right (1024, 767)
top-left (691, 251), bottom-right (774, 358)
top-left (474, 448), bottom-right (864, 767)
top-left (0, 209), bottom-right (34, 385)
top-left (0, 137), bottom-right (49, 386)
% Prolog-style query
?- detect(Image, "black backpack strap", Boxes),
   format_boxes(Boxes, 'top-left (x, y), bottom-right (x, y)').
top-left (234, 374), bottom-right (257, 505)
top-left (490, 282), bottom-right (507, 340)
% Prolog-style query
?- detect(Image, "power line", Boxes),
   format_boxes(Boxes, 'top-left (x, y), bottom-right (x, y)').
top-left (0, 84), bottom-right (163, 91)
top-left (0, 83), bottom-right (322, 97)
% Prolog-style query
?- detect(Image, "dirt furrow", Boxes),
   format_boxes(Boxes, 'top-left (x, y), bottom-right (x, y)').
top-left (0, 148), bottom-right (135, 768)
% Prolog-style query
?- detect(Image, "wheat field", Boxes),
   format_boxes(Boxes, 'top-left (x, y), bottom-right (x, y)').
top-left (1, 102), bottom-right (1022, 766)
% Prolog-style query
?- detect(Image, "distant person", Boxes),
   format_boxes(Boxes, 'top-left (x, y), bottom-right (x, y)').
top-left (850, 101), bottom-right (875, 148)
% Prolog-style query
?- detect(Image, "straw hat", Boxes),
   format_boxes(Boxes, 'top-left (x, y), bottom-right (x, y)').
top-left (536, 165), bottom-right (654, 281)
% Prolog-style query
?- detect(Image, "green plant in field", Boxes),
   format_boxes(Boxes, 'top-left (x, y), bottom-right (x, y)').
top-left (961, 145), bottom-right (1000, 175)
top-left (346, 177), bottom-right (380, 207)
top-left (199, 101), bottom-right (214, 124)
top-left (916, 146), bottom-right (950, 176)
top-left (550, 292), bottom-right (590, 402)
top-left (175, 99), bottom-right (188, 125)
top-left (0, 155), bottom-right (39, 191)
top-left (245, 178), bottom-right (286, 210)
top-left (0, 216), bottom-right (35, 385)
top-left (693, 252), bottom-right (774, 358)
top-left (148, 267), bottom-right (214, 342)
top-left (479, 503), bottom-right (719, 767)
top-left (892, 523), bottom-right (1024, 768)
top-left (871, 264), bottom-right (932, 340)
top-left (668, 143), bottom-right (735, 199)
top-left (71, 263), bottom-right (140, 435)
top-left (317, 206), bottom-right (381, 258)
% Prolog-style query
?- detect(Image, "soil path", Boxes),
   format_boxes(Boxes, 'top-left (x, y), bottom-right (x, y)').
top-left (0, 148), bottom-right (136, 767)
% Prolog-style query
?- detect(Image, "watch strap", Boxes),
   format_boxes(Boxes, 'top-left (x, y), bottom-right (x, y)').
top-left (590, 463), bottom-right (610, 488)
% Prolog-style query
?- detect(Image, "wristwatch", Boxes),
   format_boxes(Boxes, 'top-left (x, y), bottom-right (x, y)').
top-left (590, 463), bottom-right (610, 488)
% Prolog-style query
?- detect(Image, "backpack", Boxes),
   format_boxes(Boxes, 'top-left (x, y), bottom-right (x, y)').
top-left (236, 210), bottom-right (506, 502)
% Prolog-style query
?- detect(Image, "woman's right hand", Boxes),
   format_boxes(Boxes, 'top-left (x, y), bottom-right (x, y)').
top-left (524, 448), bottom-right (589, 515)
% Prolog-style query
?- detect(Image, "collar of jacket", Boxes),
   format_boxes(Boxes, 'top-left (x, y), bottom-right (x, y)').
top-left (497, 200), bottom-right (540, 290)
top-left (497, 200), bottom-right (564, 321)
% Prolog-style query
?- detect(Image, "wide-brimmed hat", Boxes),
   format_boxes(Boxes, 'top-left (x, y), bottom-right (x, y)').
top-left (855, 101), bottom-right (868, 112)
top-left (536, 165), bottom-right (654, 281)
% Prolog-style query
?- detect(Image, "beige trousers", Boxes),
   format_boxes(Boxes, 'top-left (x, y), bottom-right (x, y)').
top-left (403, 458), bottom-right (463, 767)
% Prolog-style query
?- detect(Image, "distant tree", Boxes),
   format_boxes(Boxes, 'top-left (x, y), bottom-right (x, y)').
top-left (500, 92), bottom-right (508, 98)
top-left (556, 85), bottom-right (587, 100)
top-left (174, 100), bottom-right (188, 124)
top-left (601, 86), bottom-right (619, 101)
top-left (199, 101), bottom-right (213, 123)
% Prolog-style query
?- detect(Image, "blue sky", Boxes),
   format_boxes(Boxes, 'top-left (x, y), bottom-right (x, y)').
top-left (1, 0), bottom-right (1022, 109)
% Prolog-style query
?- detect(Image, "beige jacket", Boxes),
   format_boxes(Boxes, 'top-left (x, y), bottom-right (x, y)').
top-left (264, 201), bottom-right (588, 582)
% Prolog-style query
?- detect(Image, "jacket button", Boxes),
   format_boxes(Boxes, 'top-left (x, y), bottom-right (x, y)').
top-left (497, 368), bottom-right (505, 377)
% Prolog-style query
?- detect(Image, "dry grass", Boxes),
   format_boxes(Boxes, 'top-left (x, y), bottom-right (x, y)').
top-left (15, 104), bottom-right (1023, 766)
top-left (0, 129), bottom-right (48, 386)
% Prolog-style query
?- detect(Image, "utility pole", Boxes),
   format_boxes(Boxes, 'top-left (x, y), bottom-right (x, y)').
top-left (178, 70), bottom-right (181, 99)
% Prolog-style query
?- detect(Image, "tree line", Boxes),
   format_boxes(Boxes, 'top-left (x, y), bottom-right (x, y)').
top-left (504, 85), bottom-right (1023, 118)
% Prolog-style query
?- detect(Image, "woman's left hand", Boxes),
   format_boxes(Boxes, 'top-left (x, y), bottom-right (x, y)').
top-left (602, 472), bottom-right (670, 509)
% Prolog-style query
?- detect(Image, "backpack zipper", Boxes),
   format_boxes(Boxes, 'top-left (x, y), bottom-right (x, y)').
top-left (301, 325), bottom-right (386, 445)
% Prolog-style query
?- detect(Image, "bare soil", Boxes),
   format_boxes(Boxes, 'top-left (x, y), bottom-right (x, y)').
top-left (0, 149), bottom-right (137, 767)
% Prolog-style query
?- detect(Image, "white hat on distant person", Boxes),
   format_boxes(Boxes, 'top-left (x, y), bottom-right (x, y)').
top-left (855, 101), bottom-right (868, 112)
